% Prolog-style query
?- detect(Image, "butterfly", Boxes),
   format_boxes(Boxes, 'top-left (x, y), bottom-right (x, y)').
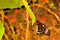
top-left (36, 20), bottom-right (50, 36)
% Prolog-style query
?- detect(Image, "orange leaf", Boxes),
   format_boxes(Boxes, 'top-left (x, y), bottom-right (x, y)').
top-left (14, 9), bottom-right (18, 15)
top-left (6, 15), bottom-right (17, 24)
top-left (41, 0), bottom-right (48, 2)
top-left (41, 16), bottom-right (46, 21)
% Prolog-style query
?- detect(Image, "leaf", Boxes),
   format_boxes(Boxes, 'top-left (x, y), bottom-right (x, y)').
top-left (0, 0), bottom-right (36, 25)
top-left (0, 0), bottom-right (23, 9)
top-left (41, 16), bottom-right (46, 21)
top-left (41, 0), bottom-right (48, 3)
top-left (49, 3), bottom-right (56, 9)
top-left (22, 0), bottom-right (36, 25)
top-left (0, 21), bottom-right (5, 39)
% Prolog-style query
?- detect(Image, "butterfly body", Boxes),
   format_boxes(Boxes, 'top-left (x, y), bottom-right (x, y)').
top-left (36, 20), bottom-right (50, 36)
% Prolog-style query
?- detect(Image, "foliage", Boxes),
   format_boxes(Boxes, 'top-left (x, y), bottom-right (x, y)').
top-left (0, 0), bottom-right (23, 9)
top-left (0, 0), bottom-right (36, 24)
top-left (49, 2), bottom-right (56, 9)
top-left (22, 0), bottom-right (36, 25)
top-left (0, 21), bottom-right (5, 39)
